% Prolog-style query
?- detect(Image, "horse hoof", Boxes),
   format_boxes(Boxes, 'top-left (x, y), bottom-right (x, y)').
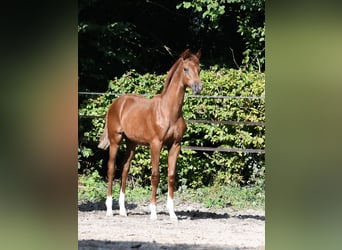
top-left (106, 210), bottom-right (113, 216)
top-left (150, 214), bottom-right (158, 220)
top-left (170, 216), bottom-right (178, 221)
top-left (119, 209), bottom-right (127, 217)
top-left (169, 213), bottom-right (178, 221)
top-left (150, 203), bottom-right (157, 220)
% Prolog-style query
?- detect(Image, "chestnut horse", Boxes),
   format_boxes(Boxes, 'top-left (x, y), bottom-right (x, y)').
top-left (98, 49), bottom-right (202, 220)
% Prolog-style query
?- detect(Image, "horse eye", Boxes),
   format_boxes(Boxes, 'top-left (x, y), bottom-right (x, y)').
top-left (183, 67), bottom-right (189, 72)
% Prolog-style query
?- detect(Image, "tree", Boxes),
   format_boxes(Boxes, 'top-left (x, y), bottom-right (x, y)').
top-left (78, 0), bottom-right (265, 92)
top-left (177, 0), bottom-right (265, 71)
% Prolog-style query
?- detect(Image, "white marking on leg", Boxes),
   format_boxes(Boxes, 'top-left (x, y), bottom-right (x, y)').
top-left (119, 188), bottom-right (127, 216)
top-left (150, 203), bottom-right (157, 220)
top-left (105, 196), bottom-right (113, 216)
top-left (167, 194), bottom-right (178, 221)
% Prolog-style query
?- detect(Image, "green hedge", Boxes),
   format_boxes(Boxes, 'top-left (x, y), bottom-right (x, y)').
top-left (79, 67), bottom-right (265, 190)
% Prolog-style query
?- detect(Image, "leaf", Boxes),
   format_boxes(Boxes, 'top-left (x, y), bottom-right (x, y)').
top-left (183, 2), bottom-right (192, 9)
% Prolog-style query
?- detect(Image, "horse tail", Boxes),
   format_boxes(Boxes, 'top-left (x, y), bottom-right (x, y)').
top-left (98, 113), bottom-right (110, 150)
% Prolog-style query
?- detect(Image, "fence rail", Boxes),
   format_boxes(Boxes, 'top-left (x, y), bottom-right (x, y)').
top-left (186, 119), bottom-right (265, 126)
top-left (78, 92), bottom-right (265, 154)
top-left (183, 146), bottom-right (265, 154)
top-left (79, 115), bottom-right (265, 127)
top-left (78, 91), bottom-right (265, 100)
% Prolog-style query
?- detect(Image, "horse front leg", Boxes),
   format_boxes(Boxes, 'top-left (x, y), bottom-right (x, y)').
top-left (150, 141), bottom-right (162, 220)
top-left (167, 142), bottom-right (181, 221)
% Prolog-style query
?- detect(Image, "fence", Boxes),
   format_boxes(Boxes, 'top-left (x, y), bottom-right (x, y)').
top-left (79, 92), bottom-right (265, 154)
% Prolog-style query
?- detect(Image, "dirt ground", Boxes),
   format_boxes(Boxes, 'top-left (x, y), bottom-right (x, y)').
top-left (78, 199), bottom-right (265, 250)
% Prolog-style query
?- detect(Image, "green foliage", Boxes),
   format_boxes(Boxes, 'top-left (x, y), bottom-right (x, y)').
top-left (78, 1), bottom-right (265, 92)
top-left (177, 0), bottom-right (226, 29)
top-left (78, 67), bottom-right (265, 190)
top-left (177, 0), bottom-right (265, 71)
top-left (183, 183), bottom-right (264, 209)
top-left (78, 171), bottom-right (108, 203)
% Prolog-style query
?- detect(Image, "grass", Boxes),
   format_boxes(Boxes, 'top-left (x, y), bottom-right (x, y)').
top-left (178, 183), bottom-right (265, 209)
top-left (78, 172), bottom-right (151, 204)
top-left (78, 172), bottom-right (265, 210)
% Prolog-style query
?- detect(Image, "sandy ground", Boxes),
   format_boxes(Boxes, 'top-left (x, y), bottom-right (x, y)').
top-left (78, 200), bottom-right (264, 250)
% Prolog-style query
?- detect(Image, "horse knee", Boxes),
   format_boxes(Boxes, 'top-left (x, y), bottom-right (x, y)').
top-left (168, 172), bottom-right (176, 185)
top-left (151, 171), bottom-right (160, 184)
top-left (107, 162), bottom-right (115, 178)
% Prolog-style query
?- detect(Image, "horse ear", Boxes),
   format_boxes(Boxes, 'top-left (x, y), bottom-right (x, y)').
top-left (195, 49), bottom-right (201, 59)
top-left (181, 49), bottom-right (191, 59)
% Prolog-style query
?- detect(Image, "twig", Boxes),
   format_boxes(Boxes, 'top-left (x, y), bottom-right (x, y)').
top-left (229, 47), bottom-right (240, 68)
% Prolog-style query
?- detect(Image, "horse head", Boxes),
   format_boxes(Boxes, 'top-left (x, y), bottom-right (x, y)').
top-left (180, 49), bottom-right (202, 95)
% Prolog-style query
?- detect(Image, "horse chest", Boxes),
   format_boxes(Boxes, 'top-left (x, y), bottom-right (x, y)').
top-left (163, 119), bottom-right (186, 144)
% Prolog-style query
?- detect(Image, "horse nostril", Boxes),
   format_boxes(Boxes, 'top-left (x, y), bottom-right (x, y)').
top-left (196, 83), bottom-right (202, 92)
top-left (191, 83), bottom-right (202, 95)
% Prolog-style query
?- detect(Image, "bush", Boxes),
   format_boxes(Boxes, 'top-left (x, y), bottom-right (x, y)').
top-left (78, 67), bottom-right (265, 190)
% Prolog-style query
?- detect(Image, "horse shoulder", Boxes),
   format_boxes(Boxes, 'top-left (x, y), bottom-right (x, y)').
top-left (164, 117), bottom-right (186, 145)
top-left (175, 117), bottom-right (186, 137)
top-left (151, 96), bottom-right (169, 127)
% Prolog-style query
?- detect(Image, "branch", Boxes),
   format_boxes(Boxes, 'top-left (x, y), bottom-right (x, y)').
top-left (229, 47), bottom-right (240, 69)
top-left (145, 0), bottom-right (186, 18)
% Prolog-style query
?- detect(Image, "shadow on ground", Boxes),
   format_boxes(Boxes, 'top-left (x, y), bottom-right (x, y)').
top-left (78, 240), bottom-right (264, 250)
top-left (175, 210), bottom-right (265, 221)
top-left (78, 201), bottom-right (264, 221)
top-left (78, 201), bottom-right (138, 212)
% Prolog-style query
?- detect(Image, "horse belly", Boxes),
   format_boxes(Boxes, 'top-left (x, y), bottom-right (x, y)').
top-left (124, 119), bottom-right (151, 145)
top-left (120, 102), bottom-right (156, 145)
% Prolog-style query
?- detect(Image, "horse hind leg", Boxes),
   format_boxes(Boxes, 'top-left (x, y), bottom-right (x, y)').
top-left (119, 140), bottom-right (136, 216)
top-left (105, 134), bottom-right (122, 216)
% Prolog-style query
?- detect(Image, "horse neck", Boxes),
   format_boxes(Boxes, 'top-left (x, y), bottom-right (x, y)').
top-left (160, 67), bottom-right (185, 121)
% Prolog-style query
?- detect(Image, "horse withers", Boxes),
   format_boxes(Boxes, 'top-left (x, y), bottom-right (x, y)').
top-left (98, 49), bottom-right (202, 220)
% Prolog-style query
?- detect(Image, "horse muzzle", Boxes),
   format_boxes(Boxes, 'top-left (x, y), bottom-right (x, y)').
top-left (191, 82), bottom-right (202, 95)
